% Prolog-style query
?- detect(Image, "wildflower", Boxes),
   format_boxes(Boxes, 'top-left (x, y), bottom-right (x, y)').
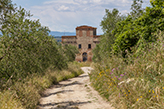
top-left (112, 68), bottom-right (115, 72)
top-left (152, 90), bottom-right (154, 93)
top-left (8, 88), bottom-right (10, 90)
top-left (151, 42), bottom-right (154, 45)
top-left (140, 96), bottom-right (142, 98)
top-left (99, 72), bottom-right (102, 76)
top-left (163, 87), bottom-right (164, 89)
top-left (137, 98), bottom-right (139, 101)
top-left (118, 78), bottom-right (122, 80)
top-left (120, 74), bottom-right (124, 77)
top-left (126, 95), bottom-right (127, 96)
top-left (149, 90), bottom-right (151, 92)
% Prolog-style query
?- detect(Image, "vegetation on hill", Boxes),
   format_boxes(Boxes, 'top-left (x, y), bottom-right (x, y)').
top-left (91, 0), bottom-right (164, 108)
top-left (0, 0), bottom-right (81, 108)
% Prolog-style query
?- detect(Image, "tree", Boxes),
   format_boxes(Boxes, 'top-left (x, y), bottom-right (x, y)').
top-left (93, 8), bottom-right (125, 62)
top-left (112, 0), bottom-right (164, 57)
top-left (0, 1), bottom-right (78, 84)
top-left (63, 44), bottom-right (79, 62)
top-left (130, 0), bottom-right (144, 19)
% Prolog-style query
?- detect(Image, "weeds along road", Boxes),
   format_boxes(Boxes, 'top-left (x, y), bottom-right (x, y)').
top-left (38, 67), bottom-right (114, 109)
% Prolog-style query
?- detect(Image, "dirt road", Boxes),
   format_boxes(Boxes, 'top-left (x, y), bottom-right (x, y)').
top-left (38, 67), bottom-right (114, 109)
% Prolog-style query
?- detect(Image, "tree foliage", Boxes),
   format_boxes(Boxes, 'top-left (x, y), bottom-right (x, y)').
top-left (93, 0), bottom-right (164, 61)
top-left (112, 0), bottom-right (164, 57)
top-left (0, 1), bottom-right (78, 87)
top-left (130, 0), bottom-right (144, 19)
top-left (62, 44), bottom-right (79, 62)
top-left (92, 8), bottom-right (125, 62)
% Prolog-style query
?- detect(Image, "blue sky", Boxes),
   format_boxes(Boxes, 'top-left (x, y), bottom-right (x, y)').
top-left (12, 0), bottom-right (150, 34)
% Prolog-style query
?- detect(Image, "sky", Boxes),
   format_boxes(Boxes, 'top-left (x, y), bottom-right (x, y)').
top-left (12, 0), bottom-right (150, 34)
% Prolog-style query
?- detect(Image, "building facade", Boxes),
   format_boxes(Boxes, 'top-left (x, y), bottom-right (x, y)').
top-left (62, 25), bottom-right (100, 62)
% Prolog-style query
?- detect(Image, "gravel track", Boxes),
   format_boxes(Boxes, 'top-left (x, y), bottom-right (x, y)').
top-left (37, 67), bottom-right (114, 109)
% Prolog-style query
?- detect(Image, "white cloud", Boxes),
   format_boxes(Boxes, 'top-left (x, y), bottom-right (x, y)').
top-left (27, 0), bottom-right (150, 34)
top-left (58, 5), bottom-right (69, 11)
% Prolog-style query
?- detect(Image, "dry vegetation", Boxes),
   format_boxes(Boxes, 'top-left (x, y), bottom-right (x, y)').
top-left (90, 32), bottom-right (164, 109)
top-left (0, 62), bottom-right (83, 109)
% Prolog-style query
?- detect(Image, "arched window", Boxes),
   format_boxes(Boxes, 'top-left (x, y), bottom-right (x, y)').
top-left (82, 52), bottom-right (87, 62)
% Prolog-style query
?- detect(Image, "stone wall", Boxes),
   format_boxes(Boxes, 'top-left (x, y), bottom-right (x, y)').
top-left (62, 25), bottom-right (100, 62)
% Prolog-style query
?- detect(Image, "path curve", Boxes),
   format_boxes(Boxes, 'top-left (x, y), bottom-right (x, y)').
top-left (38, 67), bottom-right (114, 109)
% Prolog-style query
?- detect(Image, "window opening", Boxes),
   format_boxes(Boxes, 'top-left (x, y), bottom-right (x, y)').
top-left (88, 44), bottom-right (91, 49)
top-left (79, 44), bottom-right (81, 49)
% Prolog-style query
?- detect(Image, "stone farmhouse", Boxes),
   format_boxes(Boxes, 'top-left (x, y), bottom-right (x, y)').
top-left (61, 25), bottom-right (101, 62)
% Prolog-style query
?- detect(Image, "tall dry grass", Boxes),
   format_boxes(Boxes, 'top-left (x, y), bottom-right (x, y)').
top-left (90, 31), bottom-right (164, 109)
top-left (0, 62), bottom-right (83, 109)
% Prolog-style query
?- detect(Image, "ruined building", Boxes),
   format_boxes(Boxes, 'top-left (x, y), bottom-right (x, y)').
top-left (62, 25), bottom-right (100, 62)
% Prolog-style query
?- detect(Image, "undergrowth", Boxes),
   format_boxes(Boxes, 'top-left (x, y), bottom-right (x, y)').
top-left (90, 32), bottom-right (164, 109)
top-left (76, 61), bottom-right (91, 67)
top-left (0, 62), bottom-right (83, 109)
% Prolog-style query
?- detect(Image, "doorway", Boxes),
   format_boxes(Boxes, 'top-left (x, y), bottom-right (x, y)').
top-left (82, 52), bottom-right (87, 62)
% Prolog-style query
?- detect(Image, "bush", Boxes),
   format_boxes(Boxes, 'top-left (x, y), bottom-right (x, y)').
top-left (0, 1), bottom-right (82, 108)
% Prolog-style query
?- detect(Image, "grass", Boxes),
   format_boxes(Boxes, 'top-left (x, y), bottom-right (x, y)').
top-left (0, 62), bottom-right (83, 109)
top-left (0, 91), bottom-right (23, 109)
top-left (74, 61), bottom-right (91, 67)
top-left (90, 31), bottom-right (164, 109)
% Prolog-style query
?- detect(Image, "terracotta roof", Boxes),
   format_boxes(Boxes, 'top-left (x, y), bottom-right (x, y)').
top-left (76, 25), bottom-right (97, 30)
top-left (62, 36), bottom-right (76, 38)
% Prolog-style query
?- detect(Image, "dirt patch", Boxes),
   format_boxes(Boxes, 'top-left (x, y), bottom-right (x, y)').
top-left (37, 67), bottom-right (114, 109)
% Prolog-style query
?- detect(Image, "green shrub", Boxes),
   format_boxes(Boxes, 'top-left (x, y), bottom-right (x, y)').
top-left (0, 1), bottom-right (83, 108)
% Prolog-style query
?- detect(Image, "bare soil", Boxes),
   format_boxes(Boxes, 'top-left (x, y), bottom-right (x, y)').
top-left (37, 67), bottom-right (114, 109)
